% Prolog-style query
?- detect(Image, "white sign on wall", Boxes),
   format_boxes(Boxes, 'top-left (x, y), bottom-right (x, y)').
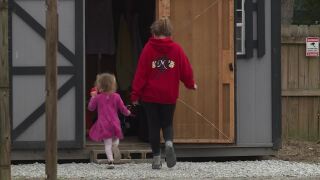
top-left (306, 37), bottom-right (319, 57)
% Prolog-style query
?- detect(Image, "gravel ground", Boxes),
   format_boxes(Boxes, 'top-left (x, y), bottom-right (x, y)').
top-left (11, 160), bottom-right (320, 179)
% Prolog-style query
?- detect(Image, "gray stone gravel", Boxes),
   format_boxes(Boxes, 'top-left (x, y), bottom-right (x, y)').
top-left (11, 160), bottom-right (320, 179)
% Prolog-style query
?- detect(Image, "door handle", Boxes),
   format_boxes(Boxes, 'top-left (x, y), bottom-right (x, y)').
top-left (229, 63), bottom-right (234, 72)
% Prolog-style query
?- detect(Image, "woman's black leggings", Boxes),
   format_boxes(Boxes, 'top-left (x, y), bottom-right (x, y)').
top-left (142, 102), bottom-right (176, 156)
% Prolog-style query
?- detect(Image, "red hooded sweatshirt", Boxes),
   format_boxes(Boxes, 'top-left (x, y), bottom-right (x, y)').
top-left (131, 37), bottom-right (195, 104)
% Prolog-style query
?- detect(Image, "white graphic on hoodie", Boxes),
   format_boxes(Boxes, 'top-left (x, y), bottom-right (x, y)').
top-left (152, 56), bottom-right (175, 71)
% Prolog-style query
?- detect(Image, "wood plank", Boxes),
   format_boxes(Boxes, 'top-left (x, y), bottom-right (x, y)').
top-left (220, 0), bottom-right (234, 141)
top-left (281, 39), bottom-right (307, 44)
top-left (282, 89), bottom-right (320, 97)
top-left (157, 0), bottom-right (170, 18)
top-left (308, 55), bottom-right (320, 90)
top-left (281, 97), bottom-right (288, 140)
top-left (308, 27), bottom-right (320, 89)
top-left (227, 0), bottom-right (234, 140)
top-left (307, 97), bottom-right (316, 141)
top-left (173, 139), bottom-right (232, 143)
top-left (45, 0), bottom-right (58, 179)
top-left (298, 45), bottom-right (308, 89)
top-left (281, 45), bottom-right (288, 91)
top-left (191, 0), bottom-right (204, 139)
top-left (288, 45), bottom-right (299, 89)
top-left (282, 25), bottom-right (320, 40)
top-left (205, 0), bottom-right (219, 139)
top-left (172, 0), bottom-right (198, 140)
top-left (309, 97), bottom-right (320, 141)
top-left (217, 0), bottom-right (223, 139)
top-left (172, 0), bottom-right (219, 142)
top-left (287, 97), bottom-right (299, 139)
top-left (0, 0), bottom-right (11, 178)
top-left (171, 0), bottom-right (187, 140)
top-left (298, 98), bottom-right (310, 140)
top-left (222, 0), bottom-right (230, 50)
top-left (95, 159), bottom-right (159, 164)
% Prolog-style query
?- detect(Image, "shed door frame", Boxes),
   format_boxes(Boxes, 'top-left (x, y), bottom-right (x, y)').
top-left (9, 0), bottom-right (84, 149)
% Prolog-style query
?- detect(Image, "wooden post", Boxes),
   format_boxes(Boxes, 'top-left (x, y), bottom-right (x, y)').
top-left (156, 0), bottom-right (170, 19)
top-left (45, 0), bottom-right (58, 179)
top-left (0, 0), bottom-right (11, 179)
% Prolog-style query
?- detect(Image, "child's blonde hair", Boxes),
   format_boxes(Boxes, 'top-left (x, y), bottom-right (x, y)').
top-left (150, 17), bottom-right (173, 37)
top-left (96, 73), bottom-right (116, 93)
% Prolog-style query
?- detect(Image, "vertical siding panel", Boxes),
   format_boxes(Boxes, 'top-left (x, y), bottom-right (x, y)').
top-left (298, 44), bottom-right (308, 89)
top-left (288, 97), bottom-right (299, 139)
top-left (298, 44), bottom-right (309, 140)
top-left (282, 97), bottom-right (288, 140)
top-left (298, 98), bottom-right (309, 140)
top-left (288, 45), bottom-right (299, 89)
top-left (281, 46), bottom-right (288, 90)
top-left (309, 97), bottom-right (319, 141)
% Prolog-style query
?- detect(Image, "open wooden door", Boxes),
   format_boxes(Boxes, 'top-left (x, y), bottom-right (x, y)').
top-left (158, 0), bottom-right (235, 143)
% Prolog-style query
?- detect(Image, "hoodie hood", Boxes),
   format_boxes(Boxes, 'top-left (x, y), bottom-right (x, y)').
top-left (148, 37), bottom-right (175, 54)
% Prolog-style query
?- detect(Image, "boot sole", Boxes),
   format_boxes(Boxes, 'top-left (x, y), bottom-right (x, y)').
top-left (107, 165), bottom-right (115, 169)
top-left (152, 163), bottom-right (162, 170)
top-left (165, 146), bottom-right (176, 168)
top-left (112, 146), bottom-right (121, 163)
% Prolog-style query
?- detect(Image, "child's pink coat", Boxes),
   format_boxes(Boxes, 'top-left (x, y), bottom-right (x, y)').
top-left (88, 92), bottom-right (130, 141)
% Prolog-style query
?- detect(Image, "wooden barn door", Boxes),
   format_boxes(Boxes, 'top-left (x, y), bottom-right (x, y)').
top-left (10, 0), bottom-right (83, 149)
top-left (158, 0), bottom-right (235, 143)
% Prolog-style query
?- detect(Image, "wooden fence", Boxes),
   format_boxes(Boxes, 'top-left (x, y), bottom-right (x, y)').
top-left (282, 25), bottom-right (320, 142)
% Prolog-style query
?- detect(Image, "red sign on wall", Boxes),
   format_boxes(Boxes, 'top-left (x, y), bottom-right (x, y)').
top-left (306, 37), bottom-right (319, 57)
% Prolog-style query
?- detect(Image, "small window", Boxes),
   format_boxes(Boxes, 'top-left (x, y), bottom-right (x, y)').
top-left (236, 0), bottom-right (245, 55)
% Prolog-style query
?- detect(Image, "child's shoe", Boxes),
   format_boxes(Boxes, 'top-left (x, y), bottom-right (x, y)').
top-left (107, 160), bottom-right (115, 169)
top-left (165, 141), bottom-right (176, 168)
top-left (112, 146), bottom-right (121, 164)
top-left (152, 155), bottom-right (162, 169)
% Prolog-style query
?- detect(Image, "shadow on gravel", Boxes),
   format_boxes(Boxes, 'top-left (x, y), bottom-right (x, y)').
top-left (177, 156), bottom-right (268, 162)
top-left (12, 159), bottom-right (90, 165)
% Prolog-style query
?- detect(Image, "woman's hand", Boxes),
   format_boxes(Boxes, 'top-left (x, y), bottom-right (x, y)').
top-left (132, 101), bottom-right (139, 105)
top-left (193, 84), bottom-right (198, 90)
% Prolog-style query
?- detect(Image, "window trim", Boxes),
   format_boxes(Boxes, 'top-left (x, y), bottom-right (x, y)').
top-left (236, 0), bottom-right (246, 55)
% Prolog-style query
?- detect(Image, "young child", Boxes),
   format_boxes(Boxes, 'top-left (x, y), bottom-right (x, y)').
top-left (88, 73), bottom-right (131, 169)
top-left (131, 17), bottom-right (197, 169)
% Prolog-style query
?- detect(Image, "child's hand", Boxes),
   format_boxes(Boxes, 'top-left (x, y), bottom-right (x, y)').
top-left (91, 91), bottom-right (97, 97)
top-left (90, 87), bottom-right (98, 97)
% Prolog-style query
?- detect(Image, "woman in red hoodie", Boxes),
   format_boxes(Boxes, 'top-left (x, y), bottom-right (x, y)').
top-left (131, 17), bottom-right (197, 169)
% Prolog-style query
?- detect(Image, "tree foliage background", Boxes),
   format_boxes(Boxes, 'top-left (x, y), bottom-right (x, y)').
top-left (293, 0), bottom-right (320, 25)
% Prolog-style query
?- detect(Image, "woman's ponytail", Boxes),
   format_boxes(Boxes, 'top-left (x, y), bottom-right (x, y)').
top-left (150, 17), bottom-right (173, 37)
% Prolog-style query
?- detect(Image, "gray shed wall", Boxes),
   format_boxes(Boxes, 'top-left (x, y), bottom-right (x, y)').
top-left (236, 0), bottom-right (273, 147)
top-left (11, 0), bottom-right (81, 146)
